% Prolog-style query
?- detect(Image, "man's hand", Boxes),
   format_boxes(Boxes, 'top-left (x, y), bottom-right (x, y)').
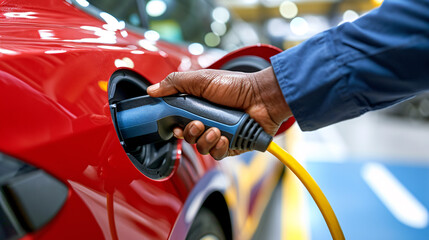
top-left (147, 67), bottom-right (292, 160)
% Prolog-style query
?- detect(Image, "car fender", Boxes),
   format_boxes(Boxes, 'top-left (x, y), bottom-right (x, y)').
top-left (168, 169), bottom-right (230, 240)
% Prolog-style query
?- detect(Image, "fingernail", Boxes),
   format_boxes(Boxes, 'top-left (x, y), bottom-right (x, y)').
top-left (173, 129), bottom-right (183, 139)
top-left (206, 130), bottom-right (217, 142)
top-left (215, 139), bottom-right (225, 150)
top-left (190, 125), bottom-right (200, 136)
top-left (147, 83), bottom-right (160, 92)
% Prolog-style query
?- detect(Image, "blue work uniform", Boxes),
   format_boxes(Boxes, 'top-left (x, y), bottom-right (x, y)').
top-left (271, 0), bottom-right (429, 131)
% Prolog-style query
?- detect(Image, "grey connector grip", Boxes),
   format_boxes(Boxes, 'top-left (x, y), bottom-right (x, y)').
top-left (231, 116), bottom-right (273, 152)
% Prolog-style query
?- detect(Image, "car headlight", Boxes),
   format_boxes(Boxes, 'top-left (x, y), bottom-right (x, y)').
top-left (0, 153), bottom-right (68, 239)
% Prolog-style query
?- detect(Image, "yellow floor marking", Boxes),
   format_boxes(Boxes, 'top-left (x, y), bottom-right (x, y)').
top-left (282, 125), bottom-right (310, 240)
top-left (243, 155), bottom-right (283, 239)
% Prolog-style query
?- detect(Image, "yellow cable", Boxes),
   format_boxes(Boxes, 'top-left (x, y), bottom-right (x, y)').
top-left (267, 141), bottom-right (345, 240)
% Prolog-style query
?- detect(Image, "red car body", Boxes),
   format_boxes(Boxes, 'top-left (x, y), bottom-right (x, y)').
top-left (0, 1), bottom-right (294, 239)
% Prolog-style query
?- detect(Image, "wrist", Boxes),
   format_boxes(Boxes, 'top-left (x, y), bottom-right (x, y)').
top-left (254, 67), bottom-right (292, 124)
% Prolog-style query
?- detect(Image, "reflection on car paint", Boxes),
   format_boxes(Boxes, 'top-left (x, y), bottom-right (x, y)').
top-left (4, 11), bottom-right (38, 19)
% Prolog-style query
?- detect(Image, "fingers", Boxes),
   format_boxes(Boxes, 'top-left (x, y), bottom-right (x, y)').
top-left (173, 128), bottom-right (183, 139)
top-left (175, 121), bottom-right (229, 160)
top-left (210, 136), bottom-right (229, 160)
top-left (196, 127), bottom-right (221, 154)
top-left (182, 121), bottom-right (205, 144)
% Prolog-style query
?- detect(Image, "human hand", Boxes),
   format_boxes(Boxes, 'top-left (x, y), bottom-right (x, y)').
top-left (147, 67), bottom-right (292, 160)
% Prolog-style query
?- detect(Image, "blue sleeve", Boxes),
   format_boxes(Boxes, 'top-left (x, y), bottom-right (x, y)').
top-left (270, 0), bottom-right (429, 131)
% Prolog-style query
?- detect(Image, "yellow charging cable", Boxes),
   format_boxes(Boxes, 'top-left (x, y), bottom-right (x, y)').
top-left (267, 141), bottom-right (345, 240)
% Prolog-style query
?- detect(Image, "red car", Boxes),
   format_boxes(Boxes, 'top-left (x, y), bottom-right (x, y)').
top-left (0, 0), bottom-right (294, 239)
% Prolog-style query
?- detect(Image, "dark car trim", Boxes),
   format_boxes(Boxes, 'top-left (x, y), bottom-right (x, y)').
top-left (168, 169), bottom-right (230, 240)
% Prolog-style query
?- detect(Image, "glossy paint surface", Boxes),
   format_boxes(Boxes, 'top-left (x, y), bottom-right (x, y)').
top-left (0, 0), bottom-right (292, 239)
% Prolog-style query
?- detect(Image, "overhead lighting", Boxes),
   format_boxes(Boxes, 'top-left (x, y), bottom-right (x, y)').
top-left (131, 50), bottom-right (145, 54)
top-left (76, 0), bottom-right (89, 7)
top-left (210, 21), bottom-right (227, 36)
top-left (68, 26), bottom-right (116, 44)
top-left (38, 30), bottom-right (58, 40)
top-left (114, 57), bottom-right (135, 69)
top-left (204, 32), bottom-right (221, 47)
top-left (342, 10), bottom-right (359, 22)
top-left (4, 12), bottom-right (37, 19)
top-left (146, 0), bottom-right (167, 17)
top-left (144, 30), bottom-right (160, 42)
top-left (279, 1), bottom-right (298, 19)
top-left (212, 7), bottom-right (230, 24)
top-left (121, 30), bottom-right (128, 38)
top-left (188, 43), bottom-right (204, 55)
top-left (290, 17), bottom-right (308, 36)
top-left (100, 12), bottom-right (125, 31)
top-left (138, 39), bottom-right (158, 52)
top-left (0, 48), bottom-right (19, 55)
top-left (45, 50), bottom-right (67, 54)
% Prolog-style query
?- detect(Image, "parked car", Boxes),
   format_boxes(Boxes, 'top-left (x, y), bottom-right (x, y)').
top-left (0, 0), bottom-right (294, 239)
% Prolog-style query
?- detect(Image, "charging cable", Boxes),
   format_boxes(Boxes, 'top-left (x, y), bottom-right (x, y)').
top-left (268, 141), bottom-right (345, 240)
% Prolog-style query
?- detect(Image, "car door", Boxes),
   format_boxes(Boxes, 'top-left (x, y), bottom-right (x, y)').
top-left (0, 0), bottom-right (192, 238)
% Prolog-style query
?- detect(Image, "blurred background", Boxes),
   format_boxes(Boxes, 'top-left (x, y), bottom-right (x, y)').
top-left (187, 0), bottom-right (428, 239)
top-left (87, 0), bottom-right (429, 238)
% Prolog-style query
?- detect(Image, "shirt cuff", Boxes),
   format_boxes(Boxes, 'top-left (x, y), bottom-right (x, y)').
top-left (270, 30), bottom-right (358, 131)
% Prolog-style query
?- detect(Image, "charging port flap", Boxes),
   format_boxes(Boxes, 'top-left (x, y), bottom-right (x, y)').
top-left (108, 71), bottom-right (177, 180)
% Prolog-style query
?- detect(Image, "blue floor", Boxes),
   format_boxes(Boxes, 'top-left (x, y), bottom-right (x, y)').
top-left (307, 160), bottom-right (429, 240)
top-left (252, 159), bottom-right (429, 239)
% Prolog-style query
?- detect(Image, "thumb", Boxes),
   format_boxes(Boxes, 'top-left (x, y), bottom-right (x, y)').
top-left (147, 70), bottom-right (210, 97)
top-left (147, 72), bottom-right (181, 97)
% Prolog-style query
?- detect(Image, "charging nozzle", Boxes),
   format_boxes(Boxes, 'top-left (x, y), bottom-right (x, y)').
top-left (114, 94), bottom-right (272, 152)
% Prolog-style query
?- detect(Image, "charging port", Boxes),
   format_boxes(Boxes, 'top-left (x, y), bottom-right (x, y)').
top-left (107, 56), bottom-right (270, 179)
top-left (108, 70), bottom-right (177, 179)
